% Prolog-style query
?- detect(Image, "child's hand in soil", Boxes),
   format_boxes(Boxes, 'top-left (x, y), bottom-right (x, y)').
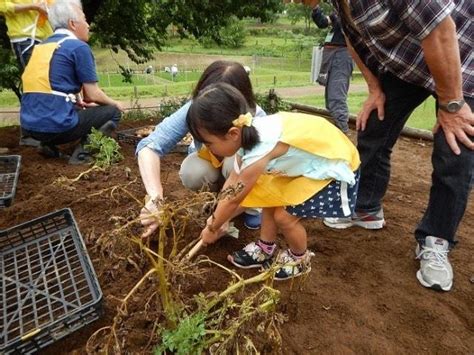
top-left (200, 218), bottom-right (229, 246)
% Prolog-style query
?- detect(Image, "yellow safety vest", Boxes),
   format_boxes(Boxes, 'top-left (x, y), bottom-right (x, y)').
top-left (22, 36), bottom-right (77, 102)
top-left (241, 112), bottom-right (360, 208)
top-left (197, 147), bottom-right (223, 168)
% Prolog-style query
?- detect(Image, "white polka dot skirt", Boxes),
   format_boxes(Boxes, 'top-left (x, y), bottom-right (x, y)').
top-left (285, 170), bottom-right (360, 218)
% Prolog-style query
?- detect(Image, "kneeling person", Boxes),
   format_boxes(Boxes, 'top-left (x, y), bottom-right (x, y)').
top-left (20, 0), bottom-right (123, 164)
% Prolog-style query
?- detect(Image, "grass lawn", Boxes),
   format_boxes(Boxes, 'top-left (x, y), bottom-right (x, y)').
top-left (98, 70), bottom-right (312, 88)
top-left (1, 88), bottom-right (437, 131)
top-left (289, 93), bottom-right (436, 131)
top-left (0, 17), bottom-right (320, 108)
top-left (0, 16), bottom-right (436, 132)
top-left (161, 36), bottom-right (315, 61)
top-left (0, 91), bottom-right (21, 107)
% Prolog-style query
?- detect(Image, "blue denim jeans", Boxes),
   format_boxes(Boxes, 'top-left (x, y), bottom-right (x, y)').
top-left (11, 39), bottom-right (39, 69)
top-left (355, 72), bottom-right (473, 245)
top-left (13, 39), bottom-right (41, 141)
top-left (324, 48), bottom-right (353, 133)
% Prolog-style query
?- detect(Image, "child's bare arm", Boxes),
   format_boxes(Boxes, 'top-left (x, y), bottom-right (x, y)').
top-left (201, 142), bottom-right (289, 245)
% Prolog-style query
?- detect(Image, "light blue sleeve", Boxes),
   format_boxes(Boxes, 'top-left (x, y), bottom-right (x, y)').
top-left (136, 101), bottom-right (192, 156)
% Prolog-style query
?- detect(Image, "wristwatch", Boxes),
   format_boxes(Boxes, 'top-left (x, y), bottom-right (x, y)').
top-left (438, 99), bottom-right (465, 113)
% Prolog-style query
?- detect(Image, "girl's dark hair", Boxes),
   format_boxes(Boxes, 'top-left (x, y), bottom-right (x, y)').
top-left (187, 83), bottom-right (260, 151)
top-left (192, 61), bottom-right (256, 112)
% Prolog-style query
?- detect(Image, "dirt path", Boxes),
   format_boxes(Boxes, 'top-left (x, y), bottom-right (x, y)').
top-left (0, 84), bottom-right (368, 123)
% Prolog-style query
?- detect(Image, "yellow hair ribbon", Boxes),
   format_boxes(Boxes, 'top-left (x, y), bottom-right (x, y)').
top-left (232, 112), bottom-right (253, 128)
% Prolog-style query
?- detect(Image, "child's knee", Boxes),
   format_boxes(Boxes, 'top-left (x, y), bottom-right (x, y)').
top-left (273, 208), bottom-right (298, 230)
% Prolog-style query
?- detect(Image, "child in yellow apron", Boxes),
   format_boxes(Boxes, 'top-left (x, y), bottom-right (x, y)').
top-left (187, 83), bottom-right (360, 280)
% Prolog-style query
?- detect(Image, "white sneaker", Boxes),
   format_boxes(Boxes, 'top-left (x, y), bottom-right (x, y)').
top-left (323, 209), bottom-right (385, 230)
top-left (416, 236), bottom-right (453, 292)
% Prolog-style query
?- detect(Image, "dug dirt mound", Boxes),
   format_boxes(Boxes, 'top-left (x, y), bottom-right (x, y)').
top-left (1, 122), bottom-right (472, 354)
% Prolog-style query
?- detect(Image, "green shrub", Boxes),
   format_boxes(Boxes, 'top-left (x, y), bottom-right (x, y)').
top-left (159, 96), bottom-right (189, 118)
top-left (121, 96), bottom-right (162, 121)
top-left (122, 108), bottom-right (159, 121)
top-left (0, 46), bottom-right (21, 101)
top-left (256, 89), bottom-right (291, 114)
top-left (155, 312), bottom-right (206, 355)
top-left (198, 17), bottom-right (247, 49)
top-left (219, 17), bottom-right (247, 48)
top-left (198, 35), bottom-right (215, 49)
top-left (85, 128), bottom-right (123, 168)
top-left (248, 27), bottom-right (281, 37)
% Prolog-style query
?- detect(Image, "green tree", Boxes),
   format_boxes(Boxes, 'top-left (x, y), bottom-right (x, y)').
top-left (88, 0), bottom-right (283, 59)
top-left (286, 2), bottom-right (313, 30)
top-left (199, 16), bottom-right (247, 49)
top-left (0, 17), bottom-right (21, 100)
top-left (0, 0), bottom-right (284, 100)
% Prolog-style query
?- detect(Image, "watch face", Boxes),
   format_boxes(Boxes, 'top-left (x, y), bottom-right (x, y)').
top-left (447, 101), bottom-right (462, 113)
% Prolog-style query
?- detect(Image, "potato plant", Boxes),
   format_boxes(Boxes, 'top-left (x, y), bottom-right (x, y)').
top-left (255, 89), bottom-right (291, 114)
top-left (85, 128), bottom-right (124, 168)
top-left (86, 186), bottom-right (286, 354)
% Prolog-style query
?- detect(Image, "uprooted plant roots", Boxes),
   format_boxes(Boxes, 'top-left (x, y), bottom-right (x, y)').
top-left (85, 184), bottom-right (289, 354)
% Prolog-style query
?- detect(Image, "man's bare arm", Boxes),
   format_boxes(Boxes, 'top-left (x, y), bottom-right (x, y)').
top-left (421, 16), bottom-right (474, 154)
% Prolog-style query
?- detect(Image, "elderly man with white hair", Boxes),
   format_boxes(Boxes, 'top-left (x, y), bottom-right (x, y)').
top-left (20, 0), bottom-right (124, 164)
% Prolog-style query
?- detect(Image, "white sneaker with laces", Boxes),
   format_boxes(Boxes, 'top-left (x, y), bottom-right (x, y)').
top-left (323, 209), bottom-right (385, 230)
top-left (228, 242), bottom-right (273, 269)
top-left (323, 217), bottom-right (353, 229)
top-left (416, 236), bottom-right (453, 292)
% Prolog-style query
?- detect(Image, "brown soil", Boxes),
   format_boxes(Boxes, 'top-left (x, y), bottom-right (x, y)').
top-left (1, 120), bottom-right (473, 354)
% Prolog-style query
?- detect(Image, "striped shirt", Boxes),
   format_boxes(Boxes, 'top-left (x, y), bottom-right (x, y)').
top-left (332, 0), bottom-right (473, 98)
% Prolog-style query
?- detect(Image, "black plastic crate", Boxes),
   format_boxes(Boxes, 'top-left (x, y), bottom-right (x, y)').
top-left (117, 125), bottom-right (190, 153)
top-left (0, 155), bottom-right (21, 208)
top-left (0, 209), bottom-right (103, 354)
top-left (116, 126), bottom-right (153, 147)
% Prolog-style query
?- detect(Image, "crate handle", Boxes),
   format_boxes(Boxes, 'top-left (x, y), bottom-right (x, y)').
top-left (21, 328), bottom-right (42, 341)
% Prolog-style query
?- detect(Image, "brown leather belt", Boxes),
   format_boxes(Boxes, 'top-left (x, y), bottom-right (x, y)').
top-left (324, 44), bottom-right (346, 49)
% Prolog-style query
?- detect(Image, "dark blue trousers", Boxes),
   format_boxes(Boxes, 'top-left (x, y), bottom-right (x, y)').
top-left (23, 105), bottom-right (121, 145)
top-left (12, 39), bottom-right (39, 69)
top-left (356, 72), bottom-right (473, 246)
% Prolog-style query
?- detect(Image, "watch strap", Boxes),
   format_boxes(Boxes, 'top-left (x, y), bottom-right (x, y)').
top-left (438, 99), bottom-right (465, 113)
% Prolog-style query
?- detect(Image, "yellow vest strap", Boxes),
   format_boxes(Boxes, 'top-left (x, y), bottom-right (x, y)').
top-left (22, 36), bottom-right (78, 100)
top-left (197, 147), bottom-right (223, 168)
